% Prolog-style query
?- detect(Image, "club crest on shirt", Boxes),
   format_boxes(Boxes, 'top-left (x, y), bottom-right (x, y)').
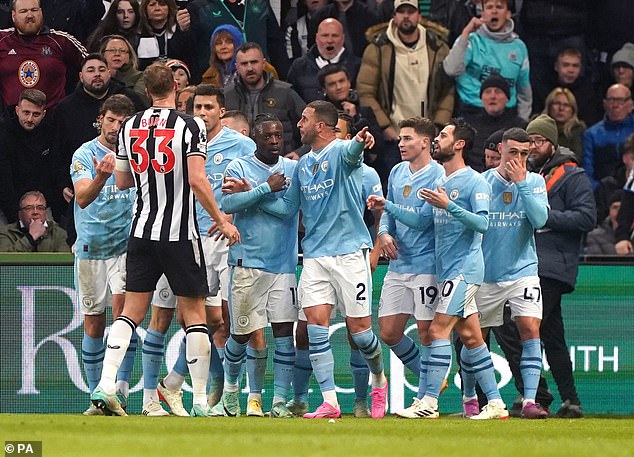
top-left (312, 163), bottom-right (319, 175)
top-left (19, 60), bottom-right (40, 88)
top-left (416, 188), bottom-right (426, 200)
top-left (321, 160), bottom-right (329, 172)
top-left (41, 46), bottom-right (52, 56)
top-left (403, 185), bottom-right (412, 198)
top-left (503, 192), bottom-right (513, 204)
top-left (449, 189), bottom-right (459, 200)
top-left (264, 97), bottom-right (276, 108)
top-left (72, 160), bottom-right (87, 175)
top-left (213, 153), bottom-right (223, 164)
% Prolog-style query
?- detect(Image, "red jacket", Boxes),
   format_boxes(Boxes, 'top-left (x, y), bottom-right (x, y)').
top-left (0, 26), bottom-right (86, 109)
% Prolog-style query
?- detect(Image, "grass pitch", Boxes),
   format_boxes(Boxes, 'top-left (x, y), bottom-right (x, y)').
top-left (1, 415), bottom-right (633, 457)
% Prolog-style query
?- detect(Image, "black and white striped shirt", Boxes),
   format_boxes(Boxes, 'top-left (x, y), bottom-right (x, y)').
top-left (115, 108), bottom-right (207, 241)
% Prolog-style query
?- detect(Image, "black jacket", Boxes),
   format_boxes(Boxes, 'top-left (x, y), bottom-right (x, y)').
top-left (0, 113), bottom-right (58, 222)
top-left (288, 45), bottom-right (361, 103)
top-left (52, 80), bottom-right (148, 192)
top-left (531, 146), bottom-right (596, 289)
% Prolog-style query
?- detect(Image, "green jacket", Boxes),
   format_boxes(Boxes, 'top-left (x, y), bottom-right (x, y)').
top-left (0, 221), bottom-right (70, 252)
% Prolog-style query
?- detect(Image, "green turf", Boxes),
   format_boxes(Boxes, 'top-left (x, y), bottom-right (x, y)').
top-left (1, 415), bottom-right (633, 457)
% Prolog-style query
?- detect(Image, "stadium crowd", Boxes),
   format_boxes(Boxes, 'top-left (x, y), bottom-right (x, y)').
top-left (1, 0), bottom-right (633, 419)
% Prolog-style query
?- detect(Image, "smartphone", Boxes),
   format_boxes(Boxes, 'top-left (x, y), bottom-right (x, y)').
top-left (176, 0), bottom-right (188, 9)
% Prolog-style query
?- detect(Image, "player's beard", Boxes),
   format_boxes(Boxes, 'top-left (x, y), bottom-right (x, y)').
top-left (432, 144), bottom-right (455, 164)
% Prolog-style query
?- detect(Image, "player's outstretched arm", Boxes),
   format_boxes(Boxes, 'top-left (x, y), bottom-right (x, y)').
top-left (75, 153), bottom-right (116, 208)
top-left (188, 155), bottom-right (240, 245)
top-left (343, 126), bottom-right (371, 167)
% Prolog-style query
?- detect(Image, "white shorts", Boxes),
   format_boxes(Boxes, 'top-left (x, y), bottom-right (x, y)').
top-left (229, 267), bottom-right (298, 335)
top-left (76, 254), bottom-right (126, 315)
top-left (152, 237), bottom-right (228, 308)
top-left (435, 275), bottom-right (479, 318)
top-left (378, 271), bottom-right (438, 321)
top-left (476, 276), bottom-right (543, 328)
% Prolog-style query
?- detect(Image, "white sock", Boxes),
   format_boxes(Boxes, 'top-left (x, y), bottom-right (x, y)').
top-left (98, 318), bottom-right (134, 395)
top-left (186, 326), bottom-right (211, 406)
top-left (247, 392), bottom-right (262, 403)
top-left (224, 382), bottom-right (239, 392)
top-left (422, 395), bottom-right (438, 409)
top-left (371, 371), bottom-right (387, 389)
top-left (523, 398), bottom-right (536, 406)
top-left (115, 380), bottom-right (129, 397)
top-left (323, 389), bottom-right (338, 408)
top-left (143, 388), bottom-right (159, 406)
top-left (162, 371), bottom-right (186, 391)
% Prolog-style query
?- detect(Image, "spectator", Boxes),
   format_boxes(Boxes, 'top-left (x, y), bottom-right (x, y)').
top-left (610, 43), bottom-right (634, 90)
top-left (86, 0), bottom-right (142, 52)
top-left (165, 58), bottom-right (191, 89)
top-left (40, 0), bottom-right (105, 43)
top-left (462, 72), bottom-right (526, 171)
top-left (0, 89), bottom-right (58, 222)
top-left (52, 53), bottom-right (148, 210)
top-left (526, 113), bottom-right (596, 419)
top-left (0, 0), bottom-right (86, 113)
top-left (188, 0), bottom-right (290, 81)
top-left (595, 136), bottom-right (634, 224)
top-left (357, 0), bottom-right (454, 185)
top-left (0, 191), bottom-right (70, 252)
top-left (586, 190), bottom-right (625, 255)
top-left (318, 63), bottom-right (383, 164)
top-left (532, 48), bottom-right (601, 126)
top-left (583, 84), bottom-right (634, 191)
top-left (288, 18), bottom-right (361, 103)
top-left (544, 87), bottom-right (586, 162)
top-left (615, 168), bottom-right (634, 255)
top-left (443, 0), bottom-right (531, 120)
top-left (309, 0), bottom-right (381, 58)
top-left (100, 35), bottom-right (147, 102)
top-left (285, 0), bottom-right (329, 62)
top-left (175, 85), bottom-right (195, 113)
top-left (135, 0), bottom-right (194, 70)
top-left (224, 42), bottom-right (305, 157)
top-left (483, 128), bottom-right (503, 170)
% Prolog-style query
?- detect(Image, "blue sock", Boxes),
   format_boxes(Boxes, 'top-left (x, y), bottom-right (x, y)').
top-left (273, 336), bottom-right (295, 402)
top-left (293, 349), bottom-right (312, 403)
top-left (389, 335), bottom-right (420, 377)
top-left (82, 333), bottom-right (105, 393)
top-left (172, 336), bottom-right (188, 377)
top-left (520, 338), bottom-right (542, 402)
top-left (117, 331), bottom-right (137, 384)
top-left (224, 336), bottom-right (247, 386)
top-left (459, 345), bottom-right (477, 398)
top-left (425, 339), bottom-right (452, 399)
top-left (350, 328), bottom-right (384, 375)
top-left (417, 345), bottom-right (431, 399)
top-left (307, 324), bottom-right (335, 393)
top-left (207, 342), bottom-right (224, 393)
top-left (461, 343), bottom-right (501, 401)
top-left (350, 349), bottom-right (369, 400)
top-left (142, 329), bottom-right (165, 390)
top-left (246, 346), bottom-right (267, 394)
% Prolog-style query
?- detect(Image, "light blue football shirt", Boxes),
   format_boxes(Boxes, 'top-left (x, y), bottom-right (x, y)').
top-left (195, 126), bottom-right (255, 236)
top-left (222, 155), bottom-right (298, 274)
top-left (259, 138), bottom-right (371, 258)
top-left (379, 160), bottom-right (445, 274)
top-left (481, 169), bottom-right (548, 282)
top-left (71, 138), bottom-right (134, 259)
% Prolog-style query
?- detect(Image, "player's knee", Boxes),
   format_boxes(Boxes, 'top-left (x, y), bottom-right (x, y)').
top-left (379, 327), bottom-right (401, 346)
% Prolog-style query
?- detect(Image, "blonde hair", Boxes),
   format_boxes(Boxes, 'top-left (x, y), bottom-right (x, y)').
top-left (544, 87), bottom-right (586, 137)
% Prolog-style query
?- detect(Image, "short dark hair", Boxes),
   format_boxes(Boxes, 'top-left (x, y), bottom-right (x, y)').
top-left (81, 53), bottom-right (108, 70)
top-left (143, 62), bottom-right (174, 98)
top-left (193, 84), bottom-right (225, 108)
top-left (100, 94), bottom-right (135, 117)
top-left (236, 41), bottom-right (264, 58)
top-left (337, 111), bottom-right (354, 136)
top-left (448, 118), bottom-right (476, 153)
top-left (398, 116), bottom-right (436, 141)
top-left (558, 47), bottom-right (582, 61)
top-left (307, 100), bottom-right (338, 128)
top-left (502, 127), bottom-right (530, 144)
top-left (12, 0), bottom-right (41, 10)
top-left (253, 113), bottom-right (282, 136)
top-left (317, 63), bottom-right (349, 89)
top-left (18, 89), bottom-right (46, 108)
top-left (223, 110), bottom-right (249, 125)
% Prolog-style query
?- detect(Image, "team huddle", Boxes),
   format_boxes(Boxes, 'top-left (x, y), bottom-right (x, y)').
top-left (74, 62), bottom-right (549, 420)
